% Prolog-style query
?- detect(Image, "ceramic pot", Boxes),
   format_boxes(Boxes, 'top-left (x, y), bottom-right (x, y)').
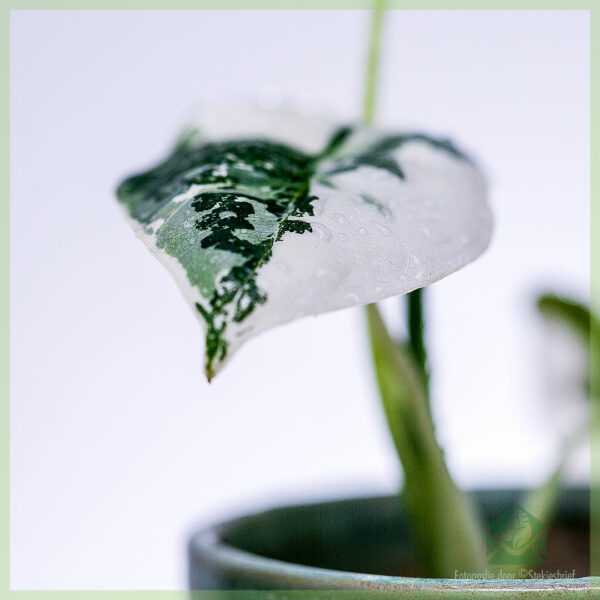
top-left (188, 488), bottom-right (590, 597)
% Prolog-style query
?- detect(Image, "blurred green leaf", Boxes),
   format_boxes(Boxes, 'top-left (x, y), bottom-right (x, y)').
top-left (522, 293), bottom-right (598, 562)
top-left (537, 294), bottom-right (597, 343)
top-left (537, 293), bottom-right (599, 400)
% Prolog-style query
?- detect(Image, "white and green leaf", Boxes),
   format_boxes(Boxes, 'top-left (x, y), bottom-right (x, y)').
top-left (117, 107), bottom-right (492, 380)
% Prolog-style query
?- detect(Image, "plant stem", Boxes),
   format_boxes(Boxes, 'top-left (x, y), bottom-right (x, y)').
top-left (363, 0), bottom-right (429, 394)
top-left (361, 1), bottom-right (487, 576)
top-left (366, 304), bottom-right (486, 576)
top-left (407, 287), bottom-right (429, 392)
top-left (362, 0), bottom-right (386, 126)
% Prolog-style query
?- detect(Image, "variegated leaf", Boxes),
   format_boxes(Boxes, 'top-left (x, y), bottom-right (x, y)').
top-left (117, 106), bottom-right (492, 379)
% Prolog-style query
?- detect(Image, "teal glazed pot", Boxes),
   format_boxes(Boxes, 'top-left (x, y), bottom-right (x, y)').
top-left (188, 489), bottom-right (592, 597)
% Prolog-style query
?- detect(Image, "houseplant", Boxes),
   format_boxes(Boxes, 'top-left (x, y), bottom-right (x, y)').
top-left (116, 3), bottom-right (592, 595)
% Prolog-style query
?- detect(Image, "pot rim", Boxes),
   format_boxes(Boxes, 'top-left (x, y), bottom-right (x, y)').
top-left (188, 493), bottom-right (593, 593)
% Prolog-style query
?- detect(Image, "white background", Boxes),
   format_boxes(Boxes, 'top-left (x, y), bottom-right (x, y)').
top-left (10, 10), bottom-right (589, 590)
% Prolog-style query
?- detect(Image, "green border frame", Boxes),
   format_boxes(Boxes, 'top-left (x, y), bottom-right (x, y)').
top-left (4, 1), bottom-right (598, 596)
